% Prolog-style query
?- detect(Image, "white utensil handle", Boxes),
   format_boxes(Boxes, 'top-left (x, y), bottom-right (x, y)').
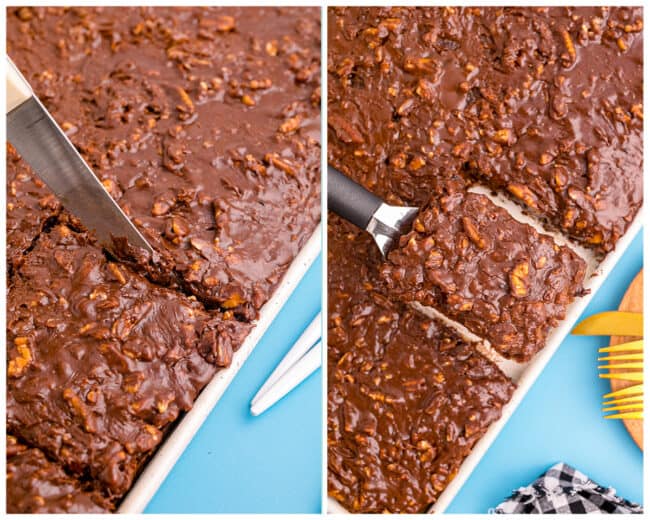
top-left (251, 311), bottom-right (321, 405)
top-left (250, 341), bottom-right (322, 416)
top-left (7, 56), bottom-right (32, 112)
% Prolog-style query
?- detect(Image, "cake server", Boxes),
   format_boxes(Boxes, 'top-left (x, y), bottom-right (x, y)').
top-left (6, 56), bottom-right (153, 256)
top-left (328, 165), bottom-right (418, 257)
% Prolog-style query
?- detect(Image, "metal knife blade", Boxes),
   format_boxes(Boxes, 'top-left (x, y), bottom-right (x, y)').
top-left (7, 95), bottom-right (154, 256)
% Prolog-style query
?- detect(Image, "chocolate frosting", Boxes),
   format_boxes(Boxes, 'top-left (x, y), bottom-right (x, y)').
top-left (7, 435), bottom-right (113, 513)
top-left (7, 6), bottom-right (318, 511)
top-left (8, 225), bottom-right (250, 500)
top-left (328, 6), bottom-right (642, 255)
top-left (328, 216), bottom-right (515, 513)
top-left (9, 6), bottom-right (321, 318)
top-left (381, 192), bottom-right (587, 362)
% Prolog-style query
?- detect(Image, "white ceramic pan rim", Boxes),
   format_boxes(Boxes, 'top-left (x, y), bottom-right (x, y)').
top-left (118, 223), bottom-right (322, 514)
top-left (327, 205), bottom-right (643, 515)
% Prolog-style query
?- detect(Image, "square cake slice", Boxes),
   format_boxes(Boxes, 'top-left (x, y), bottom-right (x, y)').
top-left (380, 192), bottom-right (587, 362)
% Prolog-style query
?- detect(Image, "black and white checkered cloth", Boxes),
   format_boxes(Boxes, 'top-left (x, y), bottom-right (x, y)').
top-left (494, 463), bottom-right (643, 514)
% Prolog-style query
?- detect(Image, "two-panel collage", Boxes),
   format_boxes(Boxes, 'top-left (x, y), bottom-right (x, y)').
top-left (3, 2), bottom-right (644, 516)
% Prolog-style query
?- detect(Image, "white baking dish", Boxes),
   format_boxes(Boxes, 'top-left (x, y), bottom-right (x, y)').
top-left (118, 223), bottom-right (321, 514)
top-left (327, 187), bottom-right (643, 514)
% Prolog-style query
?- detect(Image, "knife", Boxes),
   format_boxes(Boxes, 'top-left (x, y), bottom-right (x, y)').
top-left (328, 165), bottom-right (418, 257)
top-left (6, 56), bottom-right (153, 257)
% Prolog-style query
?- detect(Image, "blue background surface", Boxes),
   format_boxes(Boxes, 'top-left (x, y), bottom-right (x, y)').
top-left (146, 255), bottom-right (322, 514)
top-left (447, 231), bottom-right (644, 513)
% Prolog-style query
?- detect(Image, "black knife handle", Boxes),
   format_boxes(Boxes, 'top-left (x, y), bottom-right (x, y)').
top-left (327, 165), bottom-right (382, 230)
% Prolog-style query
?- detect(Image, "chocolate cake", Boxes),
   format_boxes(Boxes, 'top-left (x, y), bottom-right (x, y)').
top-left (328, 216), bottom-right (515, 513)
top-left (7, 6), bottom-right (320, 512)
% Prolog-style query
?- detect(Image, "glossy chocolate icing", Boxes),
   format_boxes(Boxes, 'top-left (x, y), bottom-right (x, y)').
top-left (327, 216), bottom-right (515, 513)
top-left (7, 225), bottom-right (250, 502)
top-left (7, 435), bottom-right (113, 513)
top-left (325, 6), bottom-right (641, 511)
top-left (328, 6), bottom-right (642, 255)
top-left (380, 192), bottom-right (587, 362)
top-left (6, 6), bottom-right (317, 512)
top-left (9, 6), bottom-right (321, 318)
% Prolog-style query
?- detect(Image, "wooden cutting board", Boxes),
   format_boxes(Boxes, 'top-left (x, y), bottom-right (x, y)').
top-left (609, 270), bottom-right (643, 451)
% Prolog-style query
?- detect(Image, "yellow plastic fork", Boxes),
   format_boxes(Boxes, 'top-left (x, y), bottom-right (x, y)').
top-left (598, 340), bottom-right (644, 380)
top-left (602, 384), bottom-right (643, 420)
top-left (598, 339), bottom-right (644, 420)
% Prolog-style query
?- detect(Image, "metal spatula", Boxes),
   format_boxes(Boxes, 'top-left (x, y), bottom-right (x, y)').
top-left (6, 56), bottom-right (153, 257)
top-left (328, 165), bottom-right (418, 257)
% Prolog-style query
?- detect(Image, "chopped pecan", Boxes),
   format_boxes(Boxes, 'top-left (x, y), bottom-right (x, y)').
top-left (509, 261), bottom-right (530, 297)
